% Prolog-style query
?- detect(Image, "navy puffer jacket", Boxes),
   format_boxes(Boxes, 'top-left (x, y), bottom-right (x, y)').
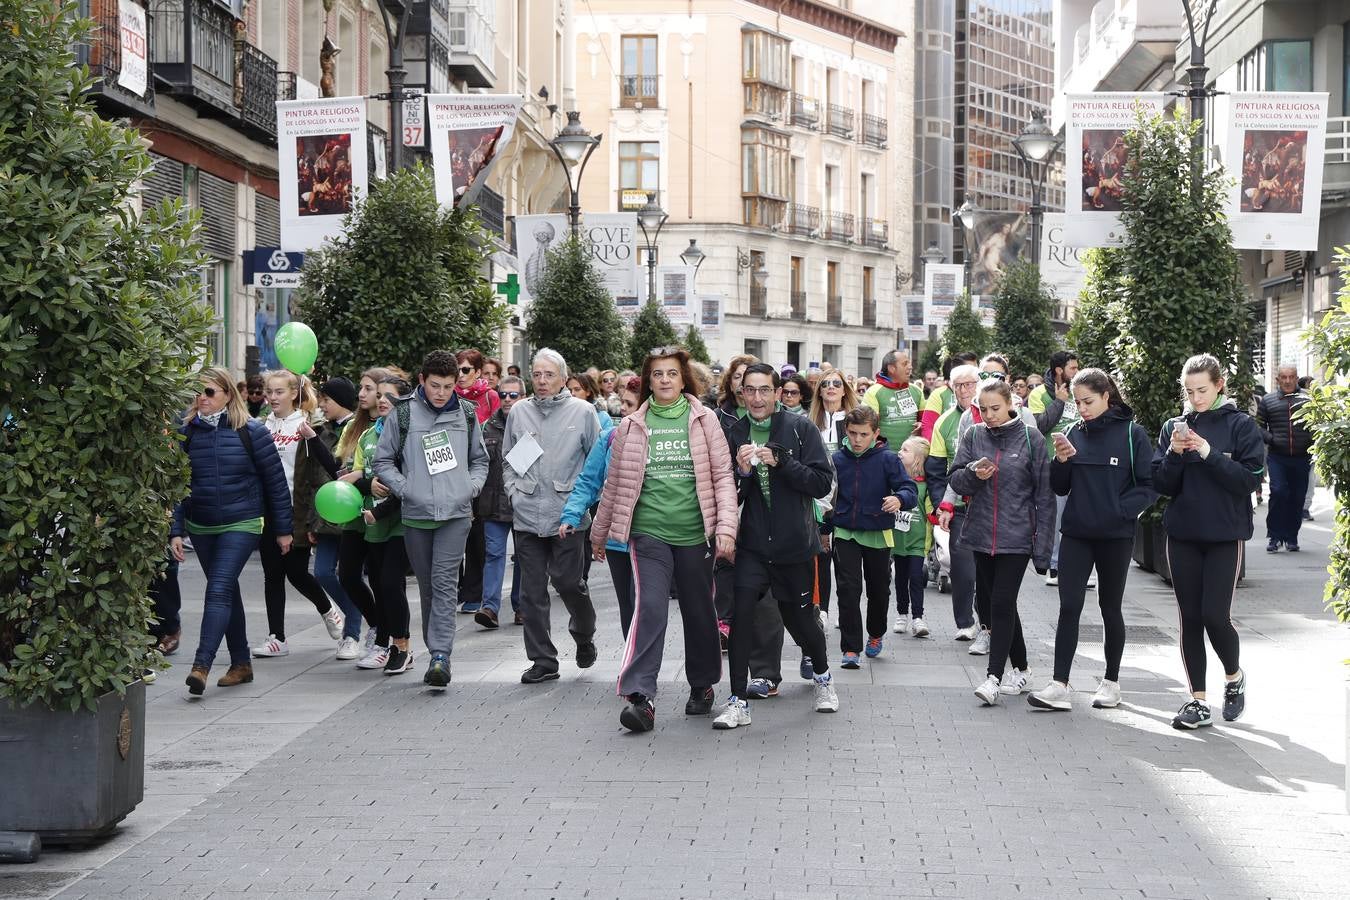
top-left (172, 416), bottom-right (294, 536)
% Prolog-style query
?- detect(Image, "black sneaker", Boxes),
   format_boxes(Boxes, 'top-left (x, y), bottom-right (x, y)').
top-left (685, 686), bottom-right (715, 716)
top-left (575, 641), bottom-right (598, 669)
top-left (1171, 699), bottom-right (1213, 730)
top-left (1222, 671), bottom-right (1246, 722)
top-left (384, 645), bottom-right (412, 675)
top-left (520, 664), bottom-right (560, 684)
top-left (1302, 510), bottom-right (1314, 522)
top-left (620, 694), bottom-right (655, 732)
top-left (1286, 543), bottom-right (1301, 552)
top-left (422, 653), bottom-right (450, 688)
top-left (1266, 539), bottom-right (1281, 553)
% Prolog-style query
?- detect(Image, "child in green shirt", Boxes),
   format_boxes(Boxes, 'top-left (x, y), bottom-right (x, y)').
top-left (893, 437), bottom-right (934, 638)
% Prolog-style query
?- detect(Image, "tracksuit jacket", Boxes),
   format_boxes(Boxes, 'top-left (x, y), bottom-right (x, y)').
top-left (1150, 398), bottom-right (1266, 542)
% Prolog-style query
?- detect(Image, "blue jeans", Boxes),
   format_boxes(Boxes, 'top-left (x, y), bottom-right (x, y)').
top-left (314, 533), bottom-right (361, 639)
top-left (150, 556), bottom-right (181, 637)
top-left (482, 520), bottom-right (512, 613)
top-left (1266, 453), bottom-right (1311, 544)
top-left (190, 530), bottom-right (260, 670)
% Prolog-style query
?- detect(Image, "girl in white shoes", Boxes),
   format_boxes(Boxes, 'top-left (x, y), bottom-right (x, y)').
top-left (1028, 369), bottom-right (1155, 712)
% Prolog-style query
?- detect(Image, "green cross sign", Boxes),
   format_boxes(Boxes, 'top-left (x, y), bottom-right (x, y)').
top-left (495, 273), bottom-right (520, 305)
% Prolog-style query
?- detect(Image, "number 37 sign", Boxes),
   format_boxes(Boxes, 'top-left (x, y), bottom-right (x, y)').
top-left (402, 88), bottom-right (425, 148)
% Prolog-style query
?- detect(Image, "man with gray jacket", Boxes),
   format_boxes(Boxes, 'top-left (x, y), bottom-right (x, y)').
top-left (503, 348), bottom-right (600, 684)
top-left (374, 350), bottom-right (488, 688)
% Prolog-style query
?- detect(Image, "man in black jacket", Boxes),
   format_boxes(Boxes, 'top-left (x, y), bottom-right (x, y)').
top-left (714, 364), bottom-right (837, 729)
top-left (1256, 365), bottom-right (1313, 551)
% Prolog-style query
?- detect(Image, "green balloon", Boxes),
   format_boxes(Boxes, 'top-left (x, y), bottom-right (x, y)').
top-left (274, 321), bottom-right (318, 375)
top-left (315, 480), bottom-right (363, 524)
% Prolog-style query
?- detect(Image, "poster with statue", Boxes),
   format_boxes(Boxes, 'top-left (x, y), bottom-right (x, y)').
top-left (512, 214), bottom-right (568, 308)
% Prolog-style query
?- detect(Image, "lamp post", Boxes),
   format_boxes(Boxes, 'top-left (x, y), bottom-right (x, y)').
top-left (1011, 110), bottom-right (1062, 268)
top-left (1181, 0), bottom-right (1218, 199)
top-left (376, 0), bottom-right (411, 172)
top-left (737, 248), bottom-right (769, 310)
top-left (955, 198), bottom-right (978, 291)
top-left (548, 110), bottom-right (602, 235)
top-left (679, 239), bottom-right (706, 287)
top-left (637, 192), bottom-right (668, 305)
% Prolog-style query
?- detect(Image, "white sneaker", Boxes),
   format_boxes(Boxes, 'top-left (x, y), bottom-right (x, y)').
top-left (911, 617), bottom-right (929, 638)
top-left (1045, 569), bottom-right (1059, 586)
top-left (999, 668), bottom-right (1030, 695)
top-left (252, 634), bottom-right (289, 657)
top-left (363, 627), bottom-right (377, 654)
top-left (1091, 678), bottom-right (1121, 709)
top-left (954, 624), bottom-right (980, 642)
top-left (813, 674), bottom-right (840, 713)
top-left (893, 614), bottom-right (908, 634)
top-left (712, 696), bottom-right (752, 730)
top-left (335, 636), bottom-right (361, 660)
top-left (968, 629), bottom-right (991, 655)
top-left (974, 674), bottom-right (1001, 705)
top-left (1028, 680), bottom-right (1072, 711)
top-left (321, 605), bottom-right (345, 640)
top-left (356, 645), bottom-right (390, 669)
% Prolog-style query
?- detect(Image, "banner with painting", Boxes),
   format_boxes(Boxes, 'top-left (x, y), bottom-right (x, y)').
top-left (1225, 92), bottom-right (1329, 250)
top-left (426, 93), bottom-right (524, 209)
top-left (698, 294), bottom-right (724, 336)
top-left (655, 266), bottom-right (695, 323)
top-left (584, 213), bottom-right (639, 313)
top-left (923, 263), bottom-right (964, 327)
top-left (1063, 92), bottom-right (1167, 248)
top-left (902, 295), bottom-right (927, 342)
top-left (966, 210), bottom-right (1030, 300)
top-left (276, 97), bottom-right (369, 251)
top-left (513, 214), bottom-right (569, 308)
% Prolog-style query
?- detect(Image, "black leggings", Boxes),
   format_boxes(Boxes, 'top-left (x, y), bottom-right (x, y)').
top-left (259, 533), bottom-right (331, 641)
top-left (1053, 536), bottom-right (1133, 684)
top-left (337, 529), bottom-right (378, 633)
top-left (728, 553), bottom-right (829, 697)
top-left (367, 537), bottom-right (410, 643)
top-left (606, 550), bottom-right (635, 638)
top-left (1167, 537), bottom-right (1242, 693)
top-left (973, 551), bottom-right (1028, 679)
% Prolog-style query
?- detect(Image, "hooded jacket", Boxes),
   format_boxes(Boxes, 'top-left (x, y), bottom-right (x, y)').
top-left (1049, 404), bottom-right (1157, 540)
top-left (830, 438), bottom-right (918, 533)
top-left (372, 388), bottom-right (488, 523)
top-left (1255, 388), bottom-right (1313, 458)
top-left (726, 409), bottom-right (834, 562)
top-left (1151, 398), bottom-right (1266, 542)
top-left (501, 387), bottom-right (600, 535)
top-left (949, 417), bottom-right (1054, 567)
top-left (456, 378), bottom-right (501, 425)
top-left (172, 416), bottom-right (294, 537)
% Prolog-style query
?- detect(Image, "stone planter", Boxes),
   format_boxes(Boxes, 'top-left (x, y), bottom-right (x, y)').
top-left (1133, 517), bottom-right (1155, 572)
top-left (1152, 524), bottom-right (1172, 584)
top-left (0, 680), bottom-right (145, 846)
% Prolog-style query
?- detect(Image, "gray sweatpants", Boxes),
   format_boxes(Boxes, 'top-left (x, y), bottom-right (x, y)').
top-left (403, 517), bottom-right (472, 657)
top-left (515, 530), bottom-right (596, 673)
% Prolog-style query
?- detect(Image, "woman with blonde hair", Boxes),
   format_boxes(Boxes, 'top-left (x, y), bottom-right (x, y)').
top-left (172, 368), bottom-right (293, 695)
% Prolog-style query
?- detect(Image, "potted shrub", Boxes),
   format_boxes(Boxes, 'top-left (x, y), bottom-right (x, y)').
top-left (0, 2), bottom-right (211, 845)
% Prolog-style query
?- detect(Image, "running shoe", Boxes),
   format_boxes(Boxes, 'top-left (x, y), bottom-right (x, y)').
top-left (1091, 678), bottom-right (1121, 709)
top-left (685, 686), bottom-right (715, 716)
top-left (999, 668), bottom-right (1030, 695)
top-left (911, 617), bottom-right (930, 638)
top-left (458, 600), bottom-right (482, 614)
top-left (384, 645), bottom-right (412, 675)
top-left (712, 696), bottom-right (751, 730)
top-left (575, 641), bottom-right (598, 669)
top-left (813, 674), bottom-right (839, 712)
top-left (1222, 670), bottom-right (1246, 722)
top-left (321, 605), bottom-right (345, 640)
top-left (1286, 543), bottom-right (1300, 552)
top-left (1028, 680), bottom-right (1072, 711)
top-left (251, 634), bottom-right (289, 658)
top-left (140, 667), bottom-right (157, 684)
top-left (974, 674), bottom-right (1001, 706)
top-left (357, 645), bottom-right (390, 670)
top-left (799, 655), bottom-right (814, 679)
top-left (620, 694), bottom-right (655, 733)
top-left (520, 664), bottom-right (560, 684)
top-left (1045, 568), bottom-right (1058, 586)
top-left (892, 614), bottom-right (908, 635)
top-left (336, 636), bottom-right (361, 660)
top-left (864, 637), bottom-right (883, 658)
top-left (1267, 539), bottom-right (1281, 553)
top-left (422, 653), bottom-right (450, 687)
top-left (968, 629), bottom-right (991, 656)
top-left (954, 624), bottom-right (979, 642)
top-left (1171, 699), bottom-right (1212, 730)
top-left (746, 678), bottom-right (774, 700)
top-left (840, 652), bottom-right (861, 669)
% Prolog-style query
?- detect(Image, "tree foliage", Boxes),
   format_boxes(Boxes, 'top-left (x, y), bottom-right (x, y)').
top-left (939, 293), bottom-right (990, 362)
top-left (1300, 249), bottom-right (1350, 622)
top-left (0, 1), bottom-right (213, 710)
top-left (992, 259), bottom-right (1059, 379)
top-left (628, 300), bottom-right (680, 370)
top-left (682, 323), bottom-right (711, 364)
top-left (296, 164), bottom-right (509, 379)
top-left (523, 233), bottom-right (627, 372)
top-left (1066, 248), bottom-right (1122, 372)
top-left (915, 342), bottom-right (943, 378)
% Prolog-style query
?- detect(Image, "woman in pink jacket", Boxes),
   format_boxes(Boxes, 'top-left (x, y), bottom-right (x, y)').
top-left (593, 347), bottom-right (739, 734)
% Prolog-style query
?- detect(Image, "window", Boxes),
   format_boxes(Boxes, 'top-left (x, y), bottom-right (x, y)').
top-left (1345, 21), bottom-right (1350, 115)
top-left (822, 343), bottom-right (842, 367)
top-left (200, 262), bottom-right (228, 366)
top-left (1238, 40), bottom-right (1313, 92)
top-left (742, 28), bottom-right (790, 89)
top-left (744, 338), bottom-right (767, 359)
top-left (742, 126), bottom-right (789, 226)
top-left (862, 266), bottom-right (874, 301)
top-left (338, 16), bottom-right (355, 96)
top-left (621, 35), bottom-right (658, 106)
top-left (618, 141), bottom-right (660, 210)
top-left (858, 349), bottom-right (875, 377)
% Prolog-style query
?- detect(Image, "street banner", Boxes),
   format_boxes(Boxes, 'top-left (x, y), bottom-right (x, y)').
top-left (116, 0), bottom-right (147, 97)
top-left (657, 265), bottom-right (695, 323)
top-left (401, 88), bottom-right (426, 148)
top-left (698, 294), bottom-right (723, 335)
top-left (584, 213), bottom-right (639, 309)
top-left (426, 93), bottom-right (524, 209)
top-left (1064, 92), bottom-right (1167, 248)
top-left (923, 263), bottom-right (964, 327)
top-left (968, 210), bottom-right (1028, 299)
top-left (1040, 213), bottom-right (1088, 316)
top-left (514, 214), bottom-right (568, 308)
top-left (276, 97), bottom-right (369, 251)
top-left (902, 295), bottom-right (927, 342)
top-left (1225, 92), bottom-right (1329, 250)
top-left (977, 294), bottom-right (996, 328)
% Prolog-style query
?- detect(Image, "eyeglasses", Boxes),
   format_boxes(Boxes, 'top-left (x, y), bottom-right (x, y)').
top-left (498, 391), bottom-right (521, 399)
top-left (819, 379), bottom-right (844, 388)
top-left (199, 386), bottom-right (219, 398)
top-left (742, 385), bottom-right (777, 397)
top-left (781, 389), bottom-right (801, 397)
top-left (1012, 382), bottom-right (1027, 389)
top-left (458, 366), bottom-right (475, 375)
top-left (979, 371), bottom-right (1006, 381)
top-left (952, 380), bottom-right (979, 389)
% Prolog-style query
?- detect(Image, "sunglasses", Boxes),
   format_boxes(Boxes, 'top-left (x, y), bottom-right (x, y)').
top-left (498, 390), bottom-right (521, 399)
top-left (199, 386), bottom-right (219, 398)
top-left (979, 371), bottom-right (1006, 381)
top-left (819, 379), bottom-right (844, 388)
top-left (458, 366), bottom-right (475, 375)
top-left (781, 389), bottom-right (801, 396)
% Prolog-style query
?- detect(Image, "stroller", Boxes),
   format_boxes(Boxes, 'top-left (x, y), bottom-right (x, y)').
top-left (927, 522), bottom-right (951, 594)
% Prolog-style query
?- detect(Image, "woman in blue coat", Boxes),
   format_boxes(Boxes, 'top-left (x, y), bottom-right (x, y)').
top-left (171, 367), bottom-right (294, 696)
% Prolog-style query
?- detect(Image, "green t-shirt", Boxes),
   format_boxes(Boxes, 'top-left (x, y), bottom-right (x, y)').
top-left (187, 517), bottom-right (263, 535)
top-left (1028, 383), bottom-right (1080, 456)
top-left (864, 383), bottom-right (924, 449)
top-left (631, 397), bottom-right (705, 546)
top-left (834, 524), bottom-right (892, 550)
top-left (748, 415), bottom-right (773, 507)
top-left (353, 424), bottom-right (402, 541)
top-left (892, 479), bottom-right (931, 558)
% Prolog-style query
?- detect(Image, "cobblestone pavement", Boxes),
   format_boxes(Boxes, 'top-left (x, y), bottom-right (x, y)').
top-left (4, 492), bottom-right (1347, 899)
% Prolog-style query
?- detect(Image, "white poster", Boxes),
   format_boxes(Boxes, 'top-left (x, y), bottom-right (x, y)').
top-left (514, 214), bottom-right (568, 308)
top-left (426, 93), bottom-right (524, 209)
top-left (1064, 92), bottom-right (1167, 248)
top-left (902, 295), bottom-right (927, 342)
top-left (1226, 92), bottom-right (1329, 251)
top-left (657, 265), bottom-right (694, 323)
top-left (401, 88), bottom-right (426, 148)
top-left (116, 0), bottom-right (147, 97)
top-left (1040, 213), bottom-right (1088, 314)
top-left (923, 263), bottom-right (964, 327)
top-left (584, 213), bottom-right (638, 308)
top-left (276, 97), bottom-right (369, 252)
top-left (698, 294), bottom-right (723, 335)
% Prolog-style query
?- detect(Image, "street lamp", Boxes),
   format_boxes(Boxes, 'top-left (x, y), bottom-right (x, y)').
top-left (548, 110), bottom-right (602, 235)
top-left (637, 192), bottom-right (668, 305)
top-left (679, 239), bottom-right (705, 286)
top-left (1181, 0), bottom-right (1219, 198)
top-left (375, 0), bottom-right (411, 172)
top-left (920, 241), bottom-right (946, 268)
top-left (955, 197), bottom-right (979, 290)
top-left (1011, 110), bottom-right (1062, 268)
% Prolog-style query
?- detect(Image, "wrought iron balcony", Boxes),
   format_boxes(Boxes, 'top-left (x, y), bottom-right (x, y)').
top-left (787, 204), bottom-right (819, 236)
top-left (790, 290), bottom-right (806, 318)
top-left (150, 0), bottom-right (238, 115)
top-left (477, 185), bottom-right (505, 239)
top-left (75, 0), bottom-right (156, 116)
top-left (239, 41), bottom-right (278, 141)
top-left (823, 211), bottom-right (854, 243)
top-left (863, 297), bottom-right (877, 327)
top-left (827, 295), bottom-right (842, 324)
top-left (860, 217), bottom-right (888, 249)
top-left (620, 74), bottom-right (659, 108)
top-left (861, 113), bottom-right (887, 148)
top-left (826, 103), bottom-right (854, 139)
top-left (446, 0), bottom-right (495, 89)
top-left (789, 92), bottom-right (819, 129)
top-left (749, 284), bottom-right (768, 316)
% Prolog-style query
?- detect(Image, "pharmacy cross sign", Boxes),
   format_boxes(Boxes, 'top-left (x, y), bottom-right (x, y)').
top-left (495, 273), bottom-right (520, 305)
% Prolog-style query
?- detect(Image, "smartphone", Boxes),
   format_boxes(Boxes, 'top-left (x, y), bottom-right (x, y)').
top-left (1052, 432), bottom-right (1072, 448)
top-left (1174, 420), bottom-right (1191, 441)
top-left (968, 456), bottom-right (995, 473)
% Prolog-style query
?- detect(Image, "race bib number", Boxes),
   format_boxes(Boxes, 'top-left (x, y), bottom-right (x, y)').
top-left (897, 392), bottom-right (918, 417)
top-left (422, 430), bottom-right (457, 474)
top-left (895, 510), bottom-right (914, 533)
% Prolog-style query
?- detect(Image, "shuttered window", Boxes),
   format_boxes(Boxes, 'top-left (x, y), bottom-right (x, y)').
top-left (255, 193), bottom-right (281, 248)
top-left (198, 171), bottom-right (237, 259)
top-left (142, 153), bottom-right (184, 210)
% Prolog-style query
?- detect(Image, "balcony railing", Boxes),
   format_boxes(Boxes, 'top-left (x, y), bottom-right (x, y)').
top-left (151, 0), bottom-right (237, 114)
top-left (447, 0), bottom-right (495, 89)
top-left (827, 103), bottom-right (854, 138)
top-left (76, 1), bottom-right (156, 115)
top-left (786, 203), bottom-right (819, 236)
top-left (1328, 117), bottom-right (1350, 166)
top-left (749, 284), bottom-right (768, 316)
top-left (860, 217), bottom-right (888, 249)
top-left (477, 185), bottom-right (505, 239)
top-left (861, 113), bottom-right (887, 148)
top-left (790, 290), bottom-right (806, 318)
top-left (790, 92), bottom-right (819, 129)
top-left (620, 74), bottom-right (659, 108)
top-left (617, 187), bottom-right (659, 211)
top-left (277, 70), bottom-right (297, 101)
top-left (823, 211), bottom-right (854, 242)
top-left (827, 295), bottom-right (842, 324)
top-left (239, 41), bottom-right (278, 140)
top-left (863, 297), bottom-right (877, 327)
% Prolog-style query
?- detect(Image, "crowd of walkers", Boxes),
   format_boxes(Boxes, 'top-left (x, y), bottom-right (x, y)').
top-left (158, 340), bottom-right (1290, 734)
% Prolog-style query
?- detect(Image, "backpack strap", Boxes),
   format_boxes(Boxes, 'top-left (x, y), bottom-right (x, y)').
top-left (237, 424), bottom-right (258, 474)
